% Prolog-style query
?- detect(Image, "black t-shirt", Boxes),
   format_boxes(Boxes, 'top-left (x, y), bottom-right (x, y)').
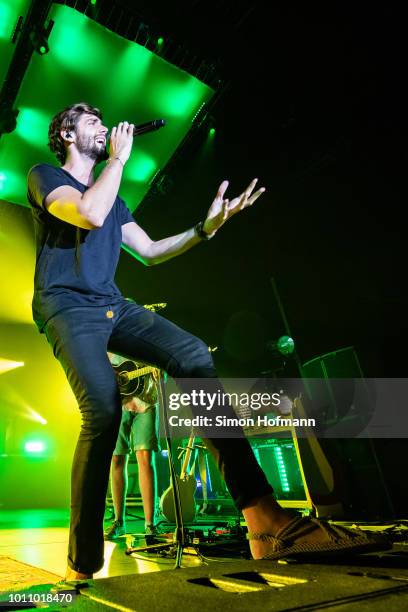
top-left (27, 163), bottom-right (134, 331)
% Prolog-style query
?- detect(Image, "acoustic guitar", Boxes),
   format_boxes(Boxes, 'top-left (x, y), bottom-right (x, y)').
top-left (111, 359), bottom-right (157, 397)
top-left (160, 434), bottom-right (197, 524)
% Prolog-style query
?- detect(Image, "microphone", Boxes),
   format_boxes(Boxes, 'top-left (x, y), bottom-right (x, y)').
top-left (133, 119), bottom-right (166, 136)
top-left (107, 119), bottom-right (166, 139)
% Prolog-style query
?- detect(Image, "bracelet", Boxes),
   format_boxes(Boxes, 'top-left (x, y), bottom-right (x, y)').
top-left (194, 220), bottom-right (213, 240)
top-left (107, 157), bottom-right (124, 168)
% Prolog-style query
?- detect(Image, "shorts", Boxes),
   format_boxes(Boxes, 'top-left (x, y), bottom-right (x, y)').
top-left (113, 405), bottom-right (159, 454)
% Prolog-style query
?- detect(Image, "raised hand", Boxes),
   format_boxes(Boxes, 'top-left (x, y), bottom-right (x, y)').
top-left (203, 178), bottom-right (266, 237)
top-left (109, 121), bottom-right (135, 166)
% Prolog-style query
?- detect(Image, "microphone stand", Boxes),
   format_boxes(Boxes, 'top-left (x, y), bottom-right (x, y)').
top-left (126, 373), bottom-right (188, 568)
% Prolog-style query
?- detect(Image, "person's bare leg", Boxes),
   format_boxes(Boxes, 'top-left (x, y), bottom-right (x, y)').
top-left (136, 449), bottom-right (155, 525)
top-left (111, 454), bottom-right (128, 523)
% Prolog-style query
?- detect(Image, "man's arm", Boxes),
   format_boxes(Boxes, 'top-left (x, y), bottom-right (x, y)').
top-left (44, 122), bottom-right (134, 229)
top-left (45, 159), bottom-right (124, 229)
top-left (122, 178), bottom-right (266, 266)
top-left (121, 221), bottom-right (201, 266)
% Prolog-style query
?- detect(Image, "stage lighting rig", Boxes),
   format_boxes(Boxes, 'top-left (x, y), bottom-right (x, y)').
top-left (29, 20), bottom-right (54, 56)
top-left (267, 335), bottom-right (295, 356)
top-left (0, 103), bottom-right (19, 134)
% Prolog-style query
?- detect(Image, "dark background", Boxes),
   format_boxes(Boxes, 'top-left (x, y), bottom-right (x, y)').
top-left (108, 1), bottom-right (406, 377)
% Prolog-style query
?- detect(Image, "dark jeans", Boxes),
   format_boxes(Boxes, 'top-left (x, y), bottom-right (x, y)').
top-left (44, 299), bottom-right (272, 573)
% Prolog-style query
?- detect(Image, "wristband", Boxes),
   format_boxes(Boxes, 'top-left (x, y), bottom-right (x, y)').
top-left (194, 220), bottom-right (213, 240)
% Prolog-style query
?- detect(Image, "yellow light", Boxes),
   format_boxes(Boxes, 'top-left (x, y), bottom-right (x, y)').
top-left (0, 203), bottom-right (35, 324)
top-left (0, 358), bottom-right (25, 374)
top-left (26, 406), bottom-right (47, 425)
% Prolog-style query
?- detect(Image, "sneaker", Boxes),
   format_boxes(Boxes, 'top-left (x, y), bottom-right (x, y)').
top-left (145, 523), bottom-right (158, 536)
top-left (104, 520), bottom-right (126, 540)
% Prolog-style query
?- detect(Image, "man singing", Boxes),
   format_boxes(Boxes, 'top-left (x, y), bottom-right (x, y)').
top-left (27, 102), bottom-right (388, 583)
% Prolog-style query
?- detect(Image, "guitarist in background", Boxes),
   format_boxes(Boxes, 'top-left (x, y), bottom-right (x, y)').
top-left (105, 353), bottom-right (160, 539)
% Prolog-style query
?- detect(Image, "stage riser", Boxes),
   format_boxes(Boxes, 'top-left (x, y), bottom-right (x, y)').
top-left (73, 559), bottom-right (408, 612)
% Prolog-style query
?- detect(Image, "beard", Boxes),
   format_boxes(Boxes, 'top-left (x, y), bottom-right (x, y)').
top-left (76, 134), bottom-right (109, 163)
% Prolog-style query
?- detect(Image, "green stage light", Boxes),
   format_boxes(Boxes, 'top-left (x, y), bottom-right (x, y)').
top-left (0, 3), bottom-right (214, 210)
top-left (0, 169), bottom-right (20, 198)
top-left (15, 107), bottom-right (50, 144)
top-left (157, 37), bottom-right (164, 46)
top-left (29, 27), bottom-right (50, 56)
top-left (267, 335), bottom-right (295, 356)
top-left (277, 335), bottom-right (295, 355)
top-left (126, 152), bottom-right (157, 183)
top-left (90, 0), bottom-right (97, 5)
top-left (209, 127), bottom-right (215, 136)
top-left (24, 440), bottom-right (46, 453)
top-left (0, 2), bottom-right (12, 40)
top-left (274, 447), bottom-right (290, 492)
top-left (150, 78), bottom-right (210, 118)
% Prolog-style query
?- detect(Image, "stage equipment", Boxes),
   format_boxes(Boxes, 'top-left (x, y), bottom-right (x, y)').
top-left (302, 346), bottom-right (366, 420)
top-left (0, 105), bottom-right (18, 134)
top-left (132, 118), bottom-right (165, 136)
top-left (0, 0), bottom-right (53, 139)
top-left (0, 3), bottom-right (216, 205)
top-left (29, 20), bottom-right (54, 56)
top-left (112, 359), bottom-right (158, 397)
top-left (268, 278), bottom-right (363, 517)
top-left (301, 347), bottom-right (395, 520)
top-left (241, 405), bottom-right (314, 513)
top-left (106, 119), bottom-right (165, 139)
top-left (267, 335), bottom-right (295, 356)
top-left (53, 558), bottom-right (408, 611)
top-left (126, 374), bottom-right (194, 565)
top-left (160, 434), bottom-right (197, 523)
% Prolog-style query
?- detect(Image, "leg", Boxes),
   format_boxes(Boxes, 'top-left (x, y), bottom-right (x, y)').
top-left (132, 401), bottom-right (159, 529)
top-left (109, 301), bottom-right (389, 560)
top-left (111, 454), bottom-right (128, 524)
top-left (135, 450), bottom-right (156, 526)
top-left (107, 301), bottom-right (390, 559)
top-left (104, 453), bottom-right (129, 540)
top-left (106, 409), bottom-right (134, 534)
top-left (108, 301), bottom-right (273, 511)
top-left (44, 307), bottom-right (123, 577)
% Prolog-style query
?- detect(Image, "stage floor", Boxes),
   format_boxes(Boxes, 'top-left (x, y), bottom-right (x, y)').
top-left (0, 508), bottom-right (210, 583)
top-left (1, 509), bottom-right (407, 600)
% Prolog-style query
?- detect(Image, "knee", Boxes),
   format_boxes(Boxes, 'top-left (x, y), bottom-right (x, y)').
top-left (112, 454), bottom-right (127, 469)
top-left (176, 338), bottom-right (216, 377)
top-left (136, 450), bottom-right (153, 468)
top-left (80, 393), bottom-right (122, 435)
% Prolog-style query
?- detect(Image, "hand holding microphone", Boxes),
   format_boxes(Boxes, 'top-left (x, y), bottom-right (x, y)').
top-left (108, 119), bottom-right (166, 167)
top-left (108, 121), bottom-right (135, 167)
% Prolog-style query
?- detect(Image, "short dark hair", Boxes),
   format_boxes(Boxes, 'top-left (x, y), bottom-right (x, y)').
top-left (48, 102), bottom-right (102, 164)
